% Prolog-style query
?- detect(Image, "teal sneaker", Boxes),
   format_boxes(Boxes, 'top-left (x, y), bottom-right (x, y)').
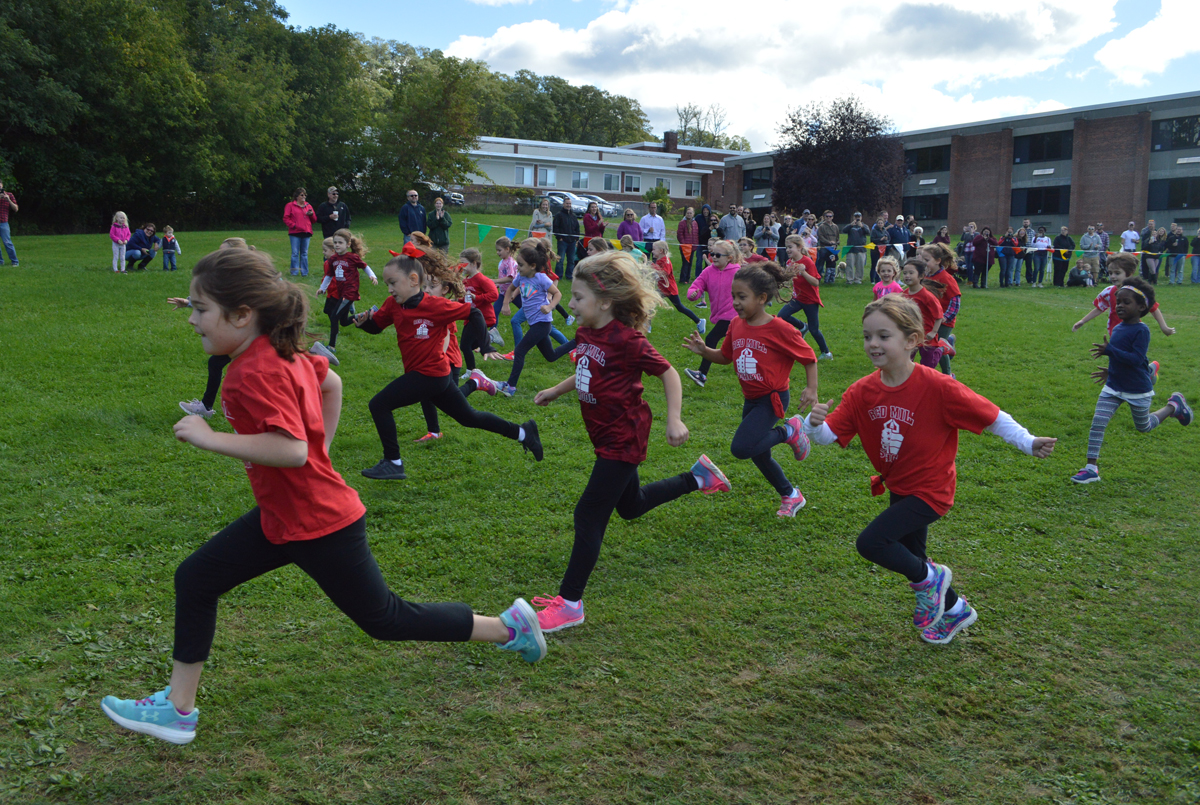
top-left (496, 598), bottom-right (547, 663)
top-left (910, 561), bottom-right (952, 629)
top-left (100, 686), bottom-right (198, 744)
top-left (920, 598), bottom-right (978, 645)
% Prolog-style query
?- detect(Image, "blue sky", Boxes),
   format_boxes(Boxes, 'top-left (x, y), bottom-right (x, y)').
top-left (279, 0), bottom-right (1198, 151)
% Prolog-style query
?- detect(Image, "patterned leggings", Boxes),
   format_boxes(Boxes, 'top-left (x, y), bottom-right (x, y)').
top-left (1087, 392), bottom-right (1160, 462)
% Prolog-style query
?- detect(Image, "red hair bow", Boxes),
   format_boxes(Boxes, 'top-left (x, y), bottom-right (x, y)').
top-left (387, 242), bottom-right (426, 258)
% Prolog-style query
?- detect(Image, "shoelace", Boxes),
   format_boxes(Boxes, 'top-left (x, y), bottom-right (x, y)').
top-left (531, 595), bottom-right (562, 610)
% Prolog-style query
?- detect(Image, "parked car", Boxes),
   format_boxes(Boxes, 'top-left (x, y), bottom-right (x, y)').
top-left (543, 191), bottom-right (587, 218)
top-left (418, 181), bottom-right (463, 206)
top-left (575, 193), bottom-right (622, 217)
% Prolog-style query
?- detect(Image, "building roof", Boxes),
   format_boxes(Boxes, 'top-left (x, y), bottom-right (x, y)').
top-left (468, 149), bottom-right (713, 175)
top-left (478, 135), bottom-right (678, 162)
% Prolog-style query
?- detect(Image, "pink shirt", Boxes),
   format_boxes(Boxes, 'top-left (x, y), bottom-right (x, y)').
top-left (687, 263), bottom-right (740, 322)
top-left (110, 224), bottom-right (131, 243)
top-left (497, 256), bottom-right (519, 282)
top-left (283, 201), bottom-right (316, 235)
top-left (873, 280), bottom-right (904, 299)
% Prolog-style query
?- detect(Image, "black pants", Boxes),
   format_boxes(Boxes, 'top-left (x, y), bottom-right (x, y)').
top-left (855, 493), bottom-right (958, 609)
top-left (507, 320), bottom-right (556, 388)
top-left (369, 371), bottom-right (519, 461)
top-left (665, 294), bottom-right (700, 324)
top-left (698, 319), bottom-right (730, 376)
top-left (1023, 252), bottom-right (1035, 283)
top-left (173, 510), bottom-right (474, 663)
top-left (731, 392), bottom-right (792, 496)
top-left (678, 247), bottom-right (695, 284)
top-left (780, 300), bottom-right (829, 354)
top-left (559, 458), bottom-right (698, 601)
top-left (460, 307), bottom-right (493, 372)
top-left (324, 297), bottom-right (356, 349)
top-left (1052, 258), bottom-right (1069, 287)
top-left (421, 367), bottom-right (460, 434)
top-left (202, 354), bottom-right (232, 410)
top-left (869, 247), bottom-right (881, 283)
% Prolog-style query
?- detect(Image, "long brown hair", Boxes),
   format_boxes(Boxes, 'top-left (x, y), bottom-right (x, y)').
top-left (191, 249), bottom-right (310, 360)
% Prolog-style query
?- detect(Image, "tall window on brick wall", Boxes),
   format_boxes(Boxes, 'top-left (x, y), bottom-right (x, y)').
top-left (603, 173), bottom-right (620, 192)
top-left (1013, 131), bottom-right (1073, 164)
top-left (685, 180), bottom-right (701, 197)
top-left (1148, 178), bottom-right (1200, 210)
top-left (743, 168), bottom-right (772, 191)
top-left (1152, 116), bottom-right (1200, 152)
top-left (1011, 185), bottom-right (1071, 216)
top-left (571, 171), bottom-right (589, 189)
top-left (904, 145), bottom-right (951, 174)
top-left (902, 194), bottom-right (949, 219)
top-left (624, 174), bottom-right (641, 193)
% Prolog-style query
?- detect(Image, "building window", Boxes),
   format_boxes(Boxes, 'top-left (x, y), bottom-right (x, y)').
top-left (1148, 177), bottom-right (1200, 209)
top-left (742, 168), bottom-right (772, 191)
top-left (624, 174), bottom-right (641, 193)
top-left (537, 168), bottom-right (556, 187)
top-left (905, 145), bottom-right (951, 174)
top-left (603, 173), bottom-right (620, 192)
top-left (685, 180), bottom-right (701, 197)
top-left (1011, 185), bottom-right (1071, 216)
top-left (655, 177), bottom-right (671, 193)
top-left (1013, 131), bottom-right (1073, 164)
top-left (570, 171), bottom-right (589, 190)
top-left (1153, 116), bottom-right (1200, 152)
top-left (515, 166), bottom-right (533, 186)
top-left (902, 194), bottom-right (949, 220)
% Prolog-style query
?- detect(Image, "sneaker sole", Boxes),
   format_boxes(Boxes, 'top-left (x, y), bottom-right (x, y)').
top-left (1071, 474), bottom-right (1101, 485)
top-left (540, 614), bottom-right (585, 633)
top-left (101, 702), bottom-right (195, 744)
top-left (361, 468), bottom-right (408, 480)
top-left (915, 565), bottom-right (952, 630)
top-left (696, 454), bottom-right (731, 493)
top-left (777, 500), bottom-right (806, 517)
top-left (921, 607), bottom-right (979, 645)
top-left (510, 598), bottom-right (548, 661)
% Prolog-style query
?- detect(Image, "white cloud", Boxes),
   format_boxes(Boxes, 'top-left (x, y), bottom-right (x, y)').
top-left (1093, 0), bottom-right (1198, 85)
top-left (446, 0), bottom-right (1118, 150)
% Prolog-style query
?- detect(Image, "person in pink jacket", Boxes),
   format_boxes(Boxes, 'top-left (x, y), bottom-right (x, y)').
top-left (683, 239), bottom-right (740, 387)
top-left (283, 187), bottom-right (317, 276)
top-left (110, 211), bottom-right (131, 273)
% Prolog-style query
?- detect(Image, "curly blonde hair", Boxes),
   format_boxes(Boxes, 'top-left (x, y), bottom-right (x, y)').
top-left (573, 251), bottom-right (665, 332)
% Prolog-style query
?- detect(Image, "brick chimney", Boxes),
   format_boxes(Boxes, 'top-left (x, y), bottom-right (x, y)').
top-left (664, 131), bottom-right (678, 153)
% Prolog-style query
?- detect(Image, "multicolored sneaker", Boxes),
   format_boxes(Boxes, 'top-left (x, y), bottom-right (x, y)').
top-left (497, 382), bottom-right (516, 398)
top-left (1150, 360), bottom-right (1160, 385)
top-left (1071, 466), bottom-right (1101, 484)
top-left (100, 686), bottom-right (198, 744)
top-left (496, 598), bottom-right (547, 662)
top-left (532, 595), bottom-right (586, 633)
top-left (910, 561), bottom-right (952, 630)
top-left (920, 598), bottom-right (978, 645)
top-left (499, 351), bottom-right (515, 361)
top-left (691, 454), bottom-right (731, 494)
top-left (1168, 392), bottom-right (1192, 426)
top-left (776, 489), bottom-right (806, 517)
top-left (784, 415), bottom-right (810, 462)
top-left (468, 369), bottom-right (497, 396)
top-left (178, 399), bottom-right (215, 418)
top-left (684, 368), bottom-right (706, 387)
top-left (413, 432), bottom-right (442, 443)
top-left (697, 318), bottom-right (707, 334)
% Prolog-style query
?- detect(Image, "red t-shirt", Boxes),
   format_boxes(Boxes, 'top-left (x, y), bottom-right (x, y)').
top-left (654, 255), bottom-right (678, 296)
top-left (322, 258), bottom-right (340, 300)
top-left (788, 257), bottom-right (822, 306)
top-left (1095, 284), bottom-right (1159, 335)
top-left (220, 335), bottom-right (365, 544)
top-left (573, 319), bottom-right (673, 464)
top-left (720, 316), bottom-right (816, 400)
top-left (328, 253), bottom-right (366, 301)
top-left (928, 268), bottom-right (961, 329)
top-left (464, 273), bottom-right (499, 326)
top-left (906, 287), bottom-right (943, 341)
top-left (823, 364), bottom-right (1000, 515)
top-left (371, 293), bottom-right (471, 376)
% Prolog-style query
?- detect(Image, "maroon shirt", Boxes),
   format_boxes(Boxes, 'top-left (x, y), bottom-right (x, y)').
top-left (328, 253), bottom-right (366, 301)
top-left (0, 193), bottom-right (14, 224)
top-left (572, 319), bottom-right (672, 464)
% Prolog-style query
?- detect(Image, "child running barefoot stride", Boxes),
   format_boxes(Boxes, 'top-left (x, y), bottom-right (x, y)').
top-left (684, 261), bottom-right (818, 516)
top-left (100, 248), bottom-right (545, 745)
top-left (1071, 278), bottom-right (1191, 484)
top-left (312, 229), bottom-right (377, 364)
top-left (530, 251), bottom-right (731, 632)
top-left (354, 242), bottom-right (543, 479)
top-left (804, 294), bottom-right (1057, 644)
top-left (684, 240), bottom-right (741, 387)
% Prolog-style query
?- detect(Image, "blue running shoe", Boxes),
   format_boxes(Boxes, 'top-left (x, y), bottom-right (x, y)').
top-left (910, 561), bottom-right (952, 630)
top-left (1071, 467), bottom-right (1101, 484)
top-left (691, 454), bottom-right (731, 494)
top-left (921, 598), bottom-right (978, 644)
top-left (101, 686), bottom-right (198, 744)
top-left (496, 598), bottom-right (547, 663)
top-left (1168, 392), bottom-right (1192, 426)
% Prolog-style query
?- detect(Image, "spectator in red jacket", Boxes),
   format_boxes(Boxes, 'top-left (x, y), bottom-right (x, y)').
top-left (283, 187), bottom-right (317, 277)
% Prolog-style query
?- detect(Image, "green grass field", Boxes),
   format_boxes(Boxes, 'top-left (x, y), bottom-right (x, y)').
top-left (1, 215), bottom-right (1199, 804)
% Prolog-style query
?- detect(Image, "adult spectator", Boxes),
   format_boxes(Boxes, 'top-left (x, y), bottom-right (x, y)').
top-left (1078, 225), bottom-right (1103, 285)
top-left (742, 209), bottom-right (756, 242)
top-left (1120, 221), bottom-right (1140, 252)
top-left (1096, 222), bottom-right (1110, 277)
top-left (553, 198), bottom-right (580, 279)
top-left (779, 214), bottom-right (795, 242)
top-left (971, 227), bottom-right (997, 288)
top-left (932, 225), bottom-right (950, 245)
top-left (582, 201), bottom-right (607, 240)
top-left (315, 186), bottom-right (351, 239)
top-left (125, 223), bottom-right (160, 271)
top-left (841, 212), bottom-right (870, 284)
top-left (530, 197), bottom-right (553, 237)
top-left (398, 189), bottom-right (427, 244)
top-left (0, 180), bottom-right (19, 266)
top-left (869, 215), bottom-right (889, 282)
top-left (640, 202), bottom-right (666, 246)
top-left (718, 203), bottom-right (745, 240)
top-left (753, 213), bottom-right (779, 255)
top-left (1031, 226), bottom-right (1052, 287)
top-left (1051, 226), bottom-right (1075, 287)
top-left (1191, 226), bottom-right (1200, 284)
top-left (958, 223), bottom-right (977, 283)
top-left (1139, 218), bottom-right (1157, 277)
top-left (1165, 223), bottom-right (1188, 284)
top-left (816, 210), bottom-right (841, 280)
top-left (676, 206), bottom-right (700, 283)
top-left (887, 214), bottom-right (910, 262)
top-left (998, 228), bottom-right (1020, 287)
top-left (695, 204), bottom-right (713, 271)
top-left (427, 197), bottom-right (453, 250)
top-left (283, 188), bottom-right (316, 276)
top-left (616, 209), bottom-right (642, 242)
top-left (1016, 218), bottom-right (1036, 284)
top-left (1142, 227), bottom-right (1165, 284)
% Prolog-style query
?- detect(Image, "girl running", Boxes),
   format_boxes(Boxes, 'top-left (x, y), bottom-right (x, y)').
top-left (918, 243), bottom-right (962, 375)
top-left (900, 258), bottom-right (945, 368)
top-left (1072, 252), bottom-right (1176, 338)
top-left (354, 242), bottom-right (543, 479)
top-left (651, 239), bottom-right (705, 333)
top-left (873, 256), bottom-right (904, 299)
top-left (779, 235), bottom-right (831, 359)
top-left (530, 251), bottom-right (731, 632)
top-left (493, 236), bottom-right (521, 337)
top-left (803, 294), bottom-right (1057, 644)
top-left (100, 248), bottom-right (545, 745)
top-left (110, 212), bottom-right (131, 273)
top-left (1071, 278), bottom-right (1191, 484)
top-left (313, 229), bottom-right (377, 362)
top-left (496, 244), bottom-right (568, 398)
top-left (684, 240), bottom-right (740, 388)
top-left (509, 239), bottom-right (571, 346)
top-left (460, 247), bottom-right (501, 368)
top-left (738, 237), bottom-right (767, 264)
top-left (684, 261), bottom-right (818, 516)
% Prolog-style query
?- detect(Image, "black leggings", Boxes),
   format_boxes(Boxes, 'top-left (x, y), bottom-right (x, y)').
top-left (460, 307), bottom-right (494, 372)
top-left (421, 367), bottom-right (460, 434)
top-left (855, 493), bottom-right (958, 609)
top-left (731, 392), bottom-right (792, 496)
top-left (324, 297), bottom-right (356, 349)
top-left (698, 319), bottom-right (730, 375)
top-left (202, 354), bottom-right (232, 411)
top-left (780, 300), bottom-right (829, 354)
top-left (665, 294), bottom-right (700, 324)
top-left (507, 320), bottom-right (557, 388)
top-left (369, 371), bottom-right (520, 461)
top-left (556, 303), bottom-right (571, 322)
top-left (172, 510), bottom-right (474, 664)
top-left (559, 458), bottom-right (698, 601)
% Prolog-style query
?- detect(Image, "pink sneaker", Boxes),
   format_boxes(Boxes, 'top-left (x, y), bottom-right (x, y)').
top-left (776, 489), bottom-right (806, 517)
top-left (784, 415), bottom-right (810, 461)
top-left (469, 368), bottom-right (497, 396)
top-left (413, 432), bottom-right (442, 443)
top-left (532, 595), bottom-right (585, 633)
top-left (691, 454), bottom-right (731, 494)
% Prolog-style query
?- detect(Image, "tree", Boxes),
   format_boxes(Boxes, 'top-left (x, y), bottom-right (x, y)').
top-left (674, 103), bottom-right (751, 151)
top-left (642, 185), bottom-right (673, 216)
top-left (772, 97), bottom-right (904, 219)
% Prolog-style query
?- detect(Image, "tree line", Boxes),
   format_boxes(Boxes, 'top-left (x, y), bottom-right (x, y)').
top-left (0, 0), bottom-right (655, 232)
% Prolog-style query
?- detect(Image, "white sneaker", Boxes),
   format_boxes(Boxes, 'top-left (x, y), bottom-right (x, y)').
top-left (310, 341), bottom-right (339, 366)
top-left (565, 315), bottom-right (576, 327)
top-left (179, 399), bottom-right (215, 418)
top-left (819, 352), bottom-right (833, 360)
top-left (697, 318), bottom-right (706, 334)
top-left (488, 327), bottom-right (504, 345)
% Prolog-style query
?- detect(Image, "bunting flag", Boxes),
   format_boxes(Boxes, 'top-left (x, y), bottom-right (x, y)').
top-left (679, 244), bottom-right (693, 259)
top-left (635, 242), bottom-right (650, 255)
top-left (1060, 250), bottom-right (1071, 259)
top-left (504, 227), bottom-right (520, 240)
top-left (477, 225), bottom-right (493, 244)
top-left (610, 239), bottom-right (621, 250)
top-left (583, 236), bottom-right (593, 248)
top-left (766, 247), bottom-right (777, 260)
top-left (531, 230), bottom-right (547, 239)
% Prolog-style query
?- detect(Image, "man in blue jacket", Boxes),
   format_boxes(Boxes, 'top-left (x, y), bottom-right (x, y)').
top-left (125, 224), bottom-right (160, 270)
top-left (398, 189), bottom-right (427, 244)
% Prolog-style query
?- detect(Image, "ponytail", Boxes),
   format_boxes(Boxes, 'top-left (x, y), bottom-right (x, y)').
top-left (734, 261), bottom-right (788, 303)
